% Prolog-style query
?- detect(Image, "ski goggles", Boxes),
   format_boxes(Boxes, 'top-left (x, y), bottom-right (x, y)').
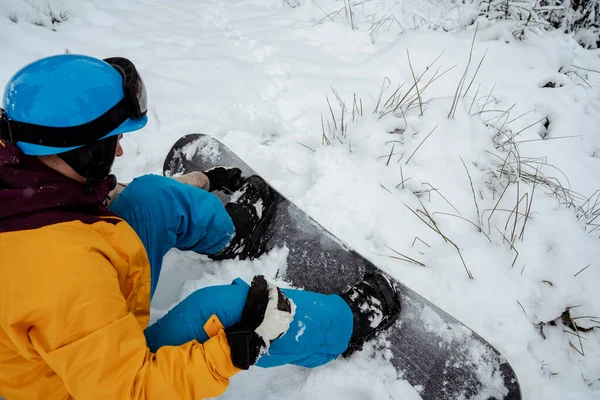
top-left (0, 57), bottom-right (147, 148)
top-left (104, 57), bottom-right (148, 120)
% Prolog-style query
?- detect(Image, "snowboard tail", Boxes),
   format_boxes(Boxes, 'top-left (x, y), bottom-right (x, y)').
top-left (163, 133), bottom-right (522, 400)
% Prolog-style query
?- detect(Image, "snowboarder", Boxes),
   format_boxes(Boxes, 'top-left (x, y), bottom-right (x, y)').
top-left (0, 54), bottom-right (401, 399)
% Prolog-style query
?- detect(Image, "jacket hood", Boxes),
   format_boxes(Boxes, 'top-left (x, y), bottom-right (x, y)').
top-left (0, 139), bottom-right (116, 232)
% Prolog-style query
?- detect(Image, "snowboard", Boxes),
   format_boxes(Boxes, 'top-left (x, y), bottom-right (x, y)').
top-left (163, 133), bottom-right (522, 400)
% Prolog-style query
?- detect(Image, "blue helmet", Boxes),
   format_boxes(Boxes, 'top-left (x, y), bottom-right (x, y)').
top-left (1, 54), bottom-right (147, 156)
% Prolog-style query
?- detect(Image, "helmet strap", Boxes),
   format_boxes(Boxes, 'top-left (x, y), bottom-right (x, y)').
top-left (58, 135), bottom-right (119, 184)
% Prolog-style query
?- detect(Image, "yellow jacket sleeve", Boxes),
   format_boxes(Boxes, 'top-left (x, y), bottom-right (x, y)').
top-left (23, 249), bottom-right (240, 399)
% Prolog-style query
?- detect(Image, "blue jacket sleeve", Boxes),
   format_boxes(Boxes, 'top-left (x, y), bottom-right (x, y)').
top-left (110, 174), bottom-right (235, 261)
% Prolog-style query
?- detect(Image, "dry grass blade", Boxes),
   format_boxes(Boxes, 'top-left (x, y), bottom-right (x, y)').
top-left (327, 87), bottom-right (348, 138)
top-left (448, 22), bottom-right (479, 118)
top-left (385, 245), bottom-right (425, 267)
top-left (563, 330), bottom-right (588, 340)
top-left (321, 115), bottom-right (331, 145)
top-left (330, 87), bottom-right (345, 108)
top-left (398, 164), bottom-right (407, 189)
top-left (345, 0), bottom-right (355, 30)
top-left (390, 64), bottom-right (453, 117)
top-left (405, 125), bottom-right (438, 164)
top-left (515, 135), bottom-right (580, 145)
top-left (460, 157), bottom-right (482, 226)
top-left (325, 94), bottom-right (338, 134)
top-left (517, 164), bottom-right (540, 239)
top-left (568, 326), bottom-right (586, 356)
top-left (422, 183), bottom-right (461, 214)
top-left (386, 143), bottom-right (395, 166)
top-left (404, 202), bottom-right (439, 233)
top-left (507, 108), bottom-right (535, 125)
top-left (352, 93), bottom-right (362, 122)
top-left (405, 201), bottom-right (474, 279)
top-left (569, 335), bottom-right (585, 357)
top-left (406, 49), bottom-right (423, 116)
top-left (574, 264), bottom-right (593, 277)
top-left (580, 190), bottom-right (600, 213)
top-left (462, 47), bottom-right (488, 99)
top-left (571, 65), bottom-right (600, 74)
top-left (296, 142), bottom-right (315, 153)
top-left (433, 212), bottom-right (492, 242)
top-left (486, 176), bottom-right (511, 233)
top-left (506, 116), bottom-right (547, 141)
top-left (469, 83), bottom-right (481, 114)
top-left (495, 226), bottom-right (520, 267)
top-left (314, 5), bottom-right (344, 25)
top-left (581, 191), bottom-right (600, 233)
top-left (481, 104), bottom-right (516, 124)
top-left (373, 77), bottom-right (392, 114)
top-left (566, 69), bottom-right (593, 89)
top-left (480, 83), bottom-right (496, 114)
top-left (476, 108), bottom-right (514, 117)
top-left (570, 315), bottom-right (600, 321)
top-left (283, 0), bottom-right (301, 7)
top-left (485, 208), bottom-right (531, 219)
top-left (370, 14), bottom-right (403, 36)
top-left (382, 83), bottom-right (405, 111)
top-left (504, 184), bottom-right (528, 244)
top-left (378, 51), bottom-right (447, 119)
top-left (517, 300), bottom-right (527, 317)
top-left (415, 63), bottom-right (456, 93)
top-left (412, 237), bottom-right (431, 248)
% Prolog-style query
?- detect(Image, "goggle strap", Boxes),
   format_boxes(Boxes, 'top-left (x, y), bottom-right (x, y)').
top-left (0, 97), bottom-right (130, 148)
top-left (0, 109), bottom-right (14, 144)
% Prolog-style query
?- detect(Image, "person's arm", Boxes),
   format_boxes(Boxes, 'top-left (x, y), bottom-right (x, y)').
top-left (107, 171), bottom-right (210, 207)
top-left (28, 252), bottom-right (239, 400)
top-left (173, 171), bottom-right (210, 190)
top-left (107, 166), bottom-right (242, 206)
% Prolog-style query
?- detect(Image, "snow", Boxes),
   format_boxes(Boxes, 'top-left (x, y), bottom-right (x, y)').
top-left (295, 320), bottom-right (306, 341)
top-left (2, 0), bottom-right (600, 399)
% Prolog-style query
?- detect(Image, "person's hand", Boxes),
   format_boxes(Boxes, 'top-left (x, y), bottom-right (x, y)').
top-left (173, 171), bottom-right (210, 190)
top-left (203, 167), bottom-right (243, 192)
top-left (226, 276), bottom-right (295, 369)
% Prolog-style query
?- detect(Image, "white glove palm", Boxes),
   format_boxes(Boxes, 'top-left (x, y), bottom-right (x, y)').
top-left (226, 276), bottom-right (296, 369)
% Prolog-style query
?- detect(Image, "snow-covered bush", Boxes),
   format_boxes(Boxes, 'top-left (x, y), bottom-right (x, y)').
top-left (480, 0), bottom-right (541, 22)
top-left (477, 0), bottom-right (599, 48)
top-left (539, 0), bottom-right (600, 49)
top-left (1, 0), bottom-right (71, 30)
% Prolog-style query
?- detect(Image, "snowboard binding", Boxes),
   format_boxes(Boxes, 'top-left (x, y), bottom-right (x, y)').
top-left (210, 174), bottom-right (277, 261)
top-left (340, 271), bottom-right (401, 357)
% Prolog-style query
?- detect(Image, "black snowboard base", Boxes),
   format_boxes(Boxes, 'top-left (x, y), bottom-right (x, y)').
top-left (163, 133), bottom-right (522, 400)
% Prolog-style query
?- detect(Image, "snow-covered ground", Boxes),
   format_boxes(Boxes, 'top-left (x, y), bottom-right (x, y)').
top-left (2, 0), bottom-right (600, 399)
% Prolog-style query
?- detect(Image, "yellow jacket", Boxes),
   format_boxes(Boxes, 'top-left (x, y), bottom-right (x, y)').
top-left (0, 143), bottom-right (239, 399)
